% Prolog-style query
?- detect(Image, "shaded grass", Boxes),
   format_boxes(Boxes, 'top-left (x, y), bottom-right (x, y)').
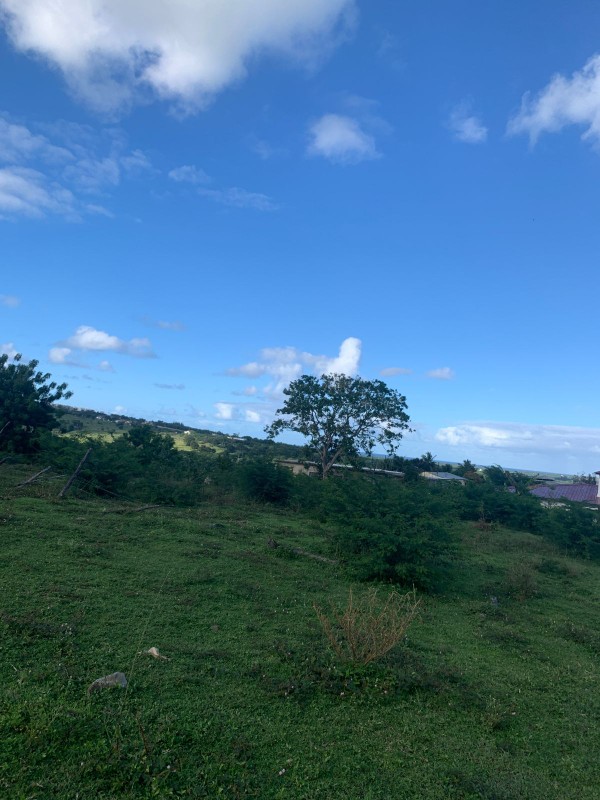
top-left (0, 466), bottom-right (599, 798)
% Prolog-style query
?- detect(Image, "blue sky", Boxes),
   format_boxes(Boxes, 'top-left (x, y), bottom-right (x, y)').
top-left (1, 0), bottom-right (600, 473)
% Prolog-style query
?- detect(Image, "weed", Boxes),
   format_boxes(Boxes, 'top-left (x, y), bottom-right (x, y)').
top-left (504, 563), bottom-right (538, 601)
top-left (313, 587), bottom-right (421, 665)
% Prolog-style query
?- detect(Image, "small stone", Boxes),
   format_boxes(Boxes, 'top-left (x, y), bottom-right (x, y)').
top-left (267, 538), bottom-right (279, 549)
top-left (144, 646), bottom-right (169, 661)
top-left (211, 624), bottom-right (220, 632)
top-left (87, 671), bottom-right (128, 694)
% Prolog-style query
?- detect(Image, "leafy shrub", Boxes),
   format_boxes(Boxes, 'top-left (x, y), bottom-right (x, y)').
top-left (335, 515), bottom-right (456, 590)
top-left (239, 458), bottom-right (292, 505)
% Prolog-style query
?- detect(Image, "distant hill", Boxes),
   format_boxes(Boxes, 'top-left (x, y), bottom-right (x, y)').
top-left (54, 405), bottom-right (303, 460)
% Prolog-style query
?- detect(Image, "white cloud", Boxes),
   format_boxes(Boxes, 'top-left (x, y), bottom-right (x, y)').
top-left (0, 293), bottom-right (19, 307)
top-left (427, 367), bottom-right (455, 380)
top-left (62, 325), bottom-right (155, 358)
top-left (227, 362), bottom-right (267, 378)
top-left (380, 366), bottom-right (412, 377)
top-left (307, 114), bottom-right (379, 164)
top-left (0, 0), bottom-right (354, 113)
top-left (435, 421), bottom-right (600, 470)
top-left (304, 336), bottom-right (362, 375)
top-left (508, 54), bottom-right (600, 145)
top-left (447, 102), bottom-right (488, 144)
top-left (168, 165), bottom-right (211, 185)
top-left (155, 382), bottom-right (185, 390)
top-left (227, 336), bottom-right (361, 396)
top-left (1, 342), bottom-right (18, 358)
top-left (114, 405), bottom-right (127, 414)
top-left (0, 166), bottom-right (78, 219)
top-left (49, 346), bottom-right (78, 365)
top-left (245, 409), bottom-right (261, 423)
top-left (99, 359), bottom-right (114, 371)
top-left (214, 402), bottom-right (235, 420)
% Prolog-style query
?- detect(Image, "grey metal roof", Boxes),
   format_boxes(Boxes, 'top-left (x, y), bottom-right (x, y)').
top-left (530, 483), bottom-right (600, 505)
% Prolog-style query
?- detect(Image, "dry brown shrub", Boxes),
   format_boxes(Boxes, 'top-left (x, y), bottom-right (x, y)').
top-left (314, 587), bottom-right (421, 666)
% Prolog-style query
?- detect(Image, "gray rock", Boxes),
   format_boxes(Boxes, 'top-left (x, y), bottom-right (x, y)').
top-left (88, 671), bottom-right (128, 694)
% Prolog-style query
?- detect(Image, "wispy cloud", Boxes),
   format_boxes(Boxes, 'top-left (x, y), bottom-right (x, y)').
top-left (0, 166), bottom-right (79, 219)
top-left (168, 165), bottom-right (277, 211)
top-left (427, 367), bottom-right (455, 380)
top-left (307, 113), bottom-right (379, 164)
top-left (0, 115), bottom-right (153, 220)
top-left (197, 186), bottom-right (278, 212)
top-left (155, 383), bottom-right (185, 390)
top-left (1, 342), bottom-right (18, 358)
top-left (380, 366), bottom-right (412, 377)
top-left (168, 165), bottom-right (211, 185)
top-left (447, 102), bottom-right (488, 144)
top-left (508, 53), bottom-right (600, 146)
top-left (376, 30), bottom-right (404, 71)
top-left (0, 293), bottom-right (19, 307)
top-left (142, 317), bottom-right (186, 332)
top-left (0, 0), bottom-right (354, 114)
top-left (435, 421), bottom-right (600, 471)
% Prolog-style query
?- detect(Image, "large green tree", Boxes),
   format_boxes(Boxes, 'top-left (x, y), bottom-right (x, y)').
top-left (0, 353), bottom-right (72, 452)
top-left (265, 373), bottom-right (411, 478)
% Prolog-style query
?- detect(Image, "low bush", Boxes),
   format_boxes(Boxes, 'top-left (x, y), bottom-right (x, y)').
top-left (313, 587), bottom-right (421, 665)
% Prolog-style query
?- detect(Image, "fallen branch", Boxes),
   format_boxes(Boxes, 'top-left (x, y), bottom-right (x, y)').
top-left (16, 466), bottom-right (51, 488)
top-left (268, 538), bottom-right (338, 565)
top-left (291, 547), bottom-right (338, 565)
top-left (58, 448), bottom-right (91, 498)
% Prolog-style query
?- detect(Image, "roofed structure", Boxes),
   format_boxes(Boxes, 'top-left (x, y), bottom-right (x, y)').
top-left (530, 472), bottom-right (600, 506)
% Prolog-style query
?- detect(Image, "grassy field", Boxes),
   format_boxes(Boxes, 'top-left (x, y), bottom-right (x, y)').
top-left (1, 462), bottom-right (599, 799)
top-left (61, 429), bottom-right (222, 453)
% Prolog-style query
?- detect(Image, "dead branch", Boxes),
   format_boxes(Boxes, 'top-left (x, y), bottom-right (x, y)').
top-left (58, 448), bottom-right (91, 498)
top-left (16, 466), bottom-right (51, 487)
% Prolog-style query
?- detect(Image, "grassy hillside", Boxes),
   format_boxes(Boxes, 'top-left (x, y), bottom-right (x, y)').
top-left (55, 405), bottom-right (303, 458)
top-left (1, 461), bottom-right (599, 799)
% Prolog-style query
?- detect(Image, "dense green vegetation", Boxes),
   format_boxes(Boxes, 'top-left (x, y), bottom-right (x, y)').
top-left (1, 364), bottom-right (600, 797)
top-left (1, 459), bottom-right (600, 799)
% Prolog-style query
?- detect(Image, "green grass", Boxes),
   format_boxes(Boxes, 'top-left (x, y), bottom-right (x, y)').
top-left (1, 464), bottom-right (599, 798)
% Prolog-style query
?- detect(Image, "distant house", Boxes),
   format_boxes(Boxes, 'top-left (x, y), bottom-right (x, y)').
top-left (277, 459), bottom-right (320, 477)
top-left (276, 459), bottom-right (404, 480)
top-left (530, 472), bottom-right (600, 508)
top-left (420, 471), bottom-right (467, 484)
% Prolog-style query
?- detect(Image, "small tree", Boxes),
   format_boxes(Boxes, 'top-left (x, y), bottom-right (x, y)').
top-left (0, 353), bottom-right (72, 452)
top-left (265, 373), bottom-right (411, 478)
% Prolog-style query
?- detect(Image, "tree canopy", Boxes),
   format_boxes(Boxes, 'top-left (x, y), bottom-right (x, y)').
top-left (0, 353), bottom-right (72, 452)
top-left (265, 373), bottom-right (411, 478)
